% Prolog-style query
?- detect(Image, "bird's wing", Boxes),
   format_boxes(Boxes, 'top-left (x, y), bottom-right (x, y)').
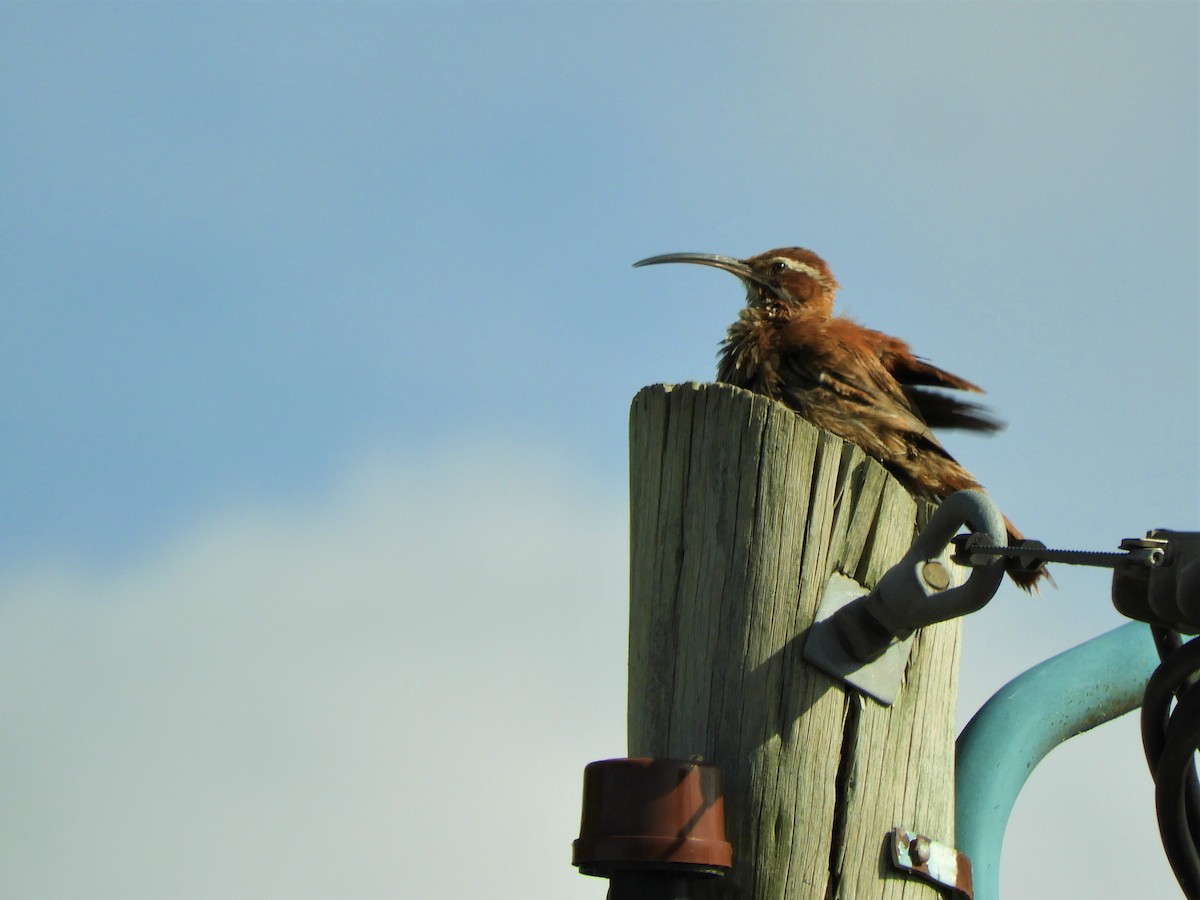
top-left (772, 315), bottom-right (995, 505)
top-left (775, 319), bottom-right (945, 449)
top-left (875, 332), bottom-right (1004, 433)
top-left (877, 337), bottom-right (983, 392)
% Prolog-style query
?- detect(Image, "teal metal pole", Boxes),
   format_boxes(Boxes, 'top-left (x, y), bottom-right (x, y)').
top-left (955, 621), bottom-right (1160, 899)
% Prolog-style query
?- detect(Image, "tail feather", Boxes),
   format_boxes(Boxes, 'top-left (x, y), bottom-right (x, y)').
top-left (906, 387), bottom-right (1005, 433)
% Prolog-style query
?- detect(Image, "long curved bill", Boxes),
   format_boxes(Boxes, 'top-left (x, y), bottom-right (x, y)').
top-left (632, 252), bottom-right (762, 285)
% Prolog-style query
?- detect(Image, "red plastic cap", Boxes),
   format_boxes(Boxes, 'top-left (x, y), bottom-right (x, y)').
top-left (572, 757), bottom-right (733, 876)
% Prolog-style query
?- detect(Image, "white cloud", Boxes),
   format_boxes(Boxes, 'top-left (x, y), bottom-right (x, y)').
top-left (0, 445), bottom-right (628, 899)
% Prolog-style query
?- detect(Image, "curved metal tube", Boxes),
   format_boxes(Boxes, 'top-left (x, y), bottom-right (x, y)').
top-left (955, 622), bottom-right (1160, 900)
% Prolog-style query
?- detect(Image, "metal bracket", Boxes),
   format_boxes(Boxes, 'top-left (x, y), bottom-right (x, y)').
top-left (1112, 530), bottom-right (1200, 632)
top-left (890, 828), bottom-right (973, 899)
top-left (804, 490), bottom-right (1008, 705)
top-left (806, 572), bottom-right (914, 706)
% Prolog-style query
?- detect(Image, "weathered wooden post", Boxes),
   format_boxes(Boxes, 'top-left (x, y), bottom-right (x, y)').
top-left (628, 382), bottom-right (959, 899)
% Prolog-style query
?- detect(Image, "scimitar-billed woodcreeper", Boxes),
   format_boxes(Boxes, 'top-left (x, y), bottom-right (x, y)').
top-left (634, 246), bottom-right (1047, 592)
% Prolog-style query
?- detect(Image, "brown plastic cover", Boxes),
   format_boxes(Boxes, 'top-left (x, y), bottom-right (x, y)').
top-left (572, 757), bottom-right (733, 874)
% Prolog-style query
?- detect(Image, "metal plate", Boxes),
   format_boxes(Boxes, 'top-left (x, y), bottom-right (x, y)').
top-left (803, 572), bottom-right (913, 706)
top-left (891, 828), bottom-right (973, 899)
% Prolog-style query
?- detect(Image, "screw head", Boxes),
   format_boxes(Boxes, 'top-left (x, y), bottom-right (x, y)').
top-left (909, 835), bottom-right (931, 865)
top-left (921, 561), bottom-right (950, 591)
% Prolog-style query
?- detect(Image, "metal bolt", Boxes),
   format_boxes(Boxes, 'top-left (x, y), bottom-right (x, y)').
top-left (921, 560), bottom-right (950, 591)
top-left (1120, 536), bottom-right (1168, 566)
top-left (909, 834), bottom-right (931, 866)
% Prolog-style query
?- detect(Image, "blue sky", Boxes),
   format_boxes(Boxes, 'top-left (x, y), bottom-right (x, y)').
top-left (0, 3), bottom-right (1196, 898)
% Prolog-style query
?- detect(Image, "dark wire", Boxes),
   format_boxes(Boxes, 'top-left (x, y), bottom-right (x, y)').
top-left (1152, 626), bottom-right (1184, 664)
top-left (1145, 631), bottom-right (1200, 852)
top-left (1155, 680), bottom-right (1200, 898)
top-left (1143, 632), bottom-right (1200, 898)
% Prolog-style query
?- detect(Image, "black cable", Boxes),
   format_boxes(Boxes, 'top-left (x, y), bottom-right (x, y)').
top-left (1143, 635), bottom-right (1200, 857)
top-left (1152, 626), bottom-right (1200, 696)
top-left (1152, 625), bottom-right (1185, 665)
top-left (1156, 680), bottom-right (1200, 898)
top-left (1142, 635), bottom-right (1200, 768)
top-left (1158, 632), bottom-right (1200, 854)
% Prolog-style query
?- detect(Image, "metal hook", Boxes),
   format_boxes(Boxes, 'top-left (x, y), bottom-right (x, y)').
top-left (804, 490), bottom-right (1008, 705)
top-left (857, 490), bottom-right (1008, 648)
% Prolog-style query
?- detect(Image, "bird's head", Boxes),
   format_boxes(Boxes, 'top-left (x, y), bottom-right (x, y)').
top-left (634, 247), bottom-right (838, 316)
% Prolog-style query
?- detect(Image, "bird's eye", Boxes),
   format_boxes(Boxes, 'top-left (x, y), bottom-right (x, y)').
top-left (771, 260), bottom-right (789, 273)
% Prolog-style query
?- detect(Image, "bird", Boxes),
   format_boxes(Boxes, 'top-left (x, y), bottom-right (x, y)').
top-left (633, 246), bottom-right (1046, 592)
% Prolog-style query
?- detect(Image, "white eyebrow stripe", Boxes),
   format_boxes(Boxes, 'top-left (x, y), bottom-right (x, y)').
top-left (774, 258), bottom-right (824, 279)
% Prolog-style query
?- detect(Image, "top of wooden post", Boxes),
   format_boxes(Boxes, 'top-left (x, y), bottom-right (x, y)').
top-left (627, 382), bottom-right (958, 900)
